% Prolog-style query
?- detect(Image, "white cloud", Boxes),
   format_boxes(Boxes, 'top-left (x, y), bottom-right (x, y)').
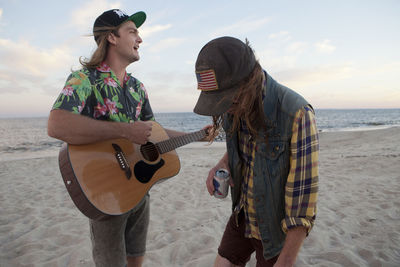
top-left (271, 61), bottom-right (400, 109)
top-left (268, 31), bottom-right (291, 41)
top-left (140, 24), bottom-right (172, 39)
top-left (69, 2), bottom-right (171, 40)
top-left (257, 32), bottom-right (308, 70)
top-left (148, 37), bottom-right (185, 53)
top-left (211, 17), bottom-right (271, 37)
top-left (0, 8), bottom-right (3, 31)
top-left (0, 38), bottom-right (75, 94)
top-left (315, 39), bottom-right (336, 54)
top-left (273, 63), bottom-right (356, 87)
top-left (286, 41), bottom-right (308, 54)
top-left (0, 39), bottom-right (73, 75)
top-left (70, 0), bottom-right (121, 32)
top-left (258, 50), bottom-right (298, 71)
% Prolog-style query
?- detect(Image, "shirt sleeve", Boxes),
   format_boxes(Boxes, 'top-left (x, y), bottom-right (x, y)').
top-left (137, 82), bottom-right (155, 121)
top-left (52, 70), bottom-right (93, 114)
top-left (281, 105), bottom-right (319, 234)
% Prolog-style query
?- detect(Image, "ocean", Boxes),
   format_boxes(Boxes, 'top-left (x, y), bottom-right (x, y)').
top-left (0, 109), bottom-right (399, 161)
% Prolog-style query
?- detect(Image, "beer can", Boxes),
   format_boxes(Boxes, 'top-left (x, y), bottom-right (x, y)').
top-left (213, 169), bottom-right (230, 199)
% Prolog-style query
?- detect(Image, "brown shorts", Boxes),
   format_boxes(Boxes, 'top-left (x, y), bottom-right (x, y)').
top-left (218, 210), bottom-right (279, 267)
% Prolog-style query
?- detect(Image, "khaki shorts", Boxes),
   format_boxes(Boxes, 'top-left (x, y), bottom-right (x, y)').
top-left (89, 194), bottom-right (150, 267)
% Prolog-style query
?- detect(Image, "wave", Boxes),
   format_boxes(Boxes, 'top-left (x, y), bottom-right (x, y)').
top-left (0, 140), bottom-right (63, 153)
top-left (366, 122), bottom-right (385, 126)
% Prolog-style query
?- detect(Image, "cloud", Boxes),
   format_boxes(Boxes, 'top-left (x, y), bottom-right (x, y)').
top-left (257, 32), bottom-right (309, 70)
top-left (140, 24), bottom-right (172, 39)
top-left (0, 38), bottom-right (75, 94)
top-left (286, 41), bottom-right (308, 54)
top-left (0, 8), bottom-right (4, 30)
top-left (268, 31), bottom-right (291, 41)
top-left (315, 39), bottom-right (336, 54)
top-left (211, 17), bottom-right (271, 37)
top-left (69, 1), bottom-right (172, 40)
top-left (148, 37), bottom-right (185, 53)
top-left (69, 0), bottom-right (121, 32)
top-left (273, 63), bottom-right (356, 87)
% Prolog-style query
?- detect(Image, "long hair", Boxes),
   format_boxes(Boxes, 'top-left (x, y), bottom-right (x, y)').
top-left (209, 62), bottom-right (265, 141)
top-left (79, 26), bottom-right (121, 69)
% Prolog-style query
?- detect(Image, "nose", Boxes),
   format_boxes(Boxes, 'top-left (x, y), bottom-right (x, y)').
top-left (137, 35), bottom-right (143, 44)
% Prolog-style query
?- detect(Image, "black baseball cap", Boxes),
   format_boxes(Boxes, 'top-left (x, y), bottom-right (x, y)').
top-left (93, 9), bottom-right (146, 43)
top-left (193, 36), bottom-right (257, 116)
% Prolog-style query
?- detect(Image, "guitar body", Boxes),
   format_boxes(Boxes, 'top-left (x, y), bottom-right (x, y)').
top-left (58, 121), bottom-right (180, 220)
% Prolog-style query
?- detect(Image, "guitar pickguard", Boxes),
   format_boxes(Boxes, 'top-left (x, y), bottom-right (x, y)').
top-left (134, 159), bottom-right (165, 183)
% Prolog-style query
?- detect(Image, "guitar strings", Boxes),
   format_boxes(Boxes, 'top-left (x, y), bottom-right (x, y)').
top-left (139, 130), bottom-right (206, 154)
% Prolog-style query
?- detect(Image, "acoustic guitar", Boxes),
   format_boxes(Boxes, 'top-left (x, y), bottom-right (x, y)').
top-left (58, 121), bottom-right (207, 221)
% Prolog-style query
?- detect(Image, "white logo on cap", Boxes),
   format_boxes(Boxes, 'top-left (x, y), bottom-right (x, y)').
top-left (114, 10), bottom-right (127, 18)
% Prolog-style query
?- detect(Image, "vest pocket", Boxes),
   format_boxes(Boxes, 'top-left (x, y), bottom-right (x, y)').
top-left (256, 141), bottom-right (286, 177)
top-left (256, 141), bottom-right (285, 159)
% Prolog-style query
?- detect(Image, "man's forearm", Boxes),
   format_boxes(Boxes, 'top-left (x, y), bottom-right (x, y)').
top-left (274, 226), bottom-right (307, 267)
top-left (47, 109), bottom-right (130, 145)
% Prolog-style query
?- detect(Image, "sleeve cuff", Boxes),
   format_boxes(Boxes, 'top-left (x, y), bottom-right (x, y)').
top-left (281, 217), bottom-right (314, 235)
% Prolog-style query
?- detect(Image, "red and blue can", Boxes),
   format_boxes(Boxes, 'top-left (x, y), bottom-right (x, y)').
top-left (213, 169), bottom-right (230, 198)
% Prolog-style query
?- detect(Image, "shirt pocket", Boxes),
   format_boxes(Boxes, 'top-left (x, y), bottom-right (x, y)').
top-left (256, 141), bottom-right (287, 177)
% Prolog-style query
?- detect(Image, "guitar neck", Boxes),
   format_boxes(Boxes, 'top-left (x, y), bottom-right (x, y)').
top-left (156, 129), bottom-right (207, 154)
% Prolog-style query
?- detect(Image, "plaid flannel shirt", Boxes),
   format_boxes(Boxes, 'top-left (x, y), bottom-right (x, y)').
top-left (239, 105), bottom-right (319, 239)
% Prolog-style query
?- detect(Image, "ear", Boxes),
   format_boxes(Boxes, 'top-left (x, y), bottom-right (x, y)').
top-left (107, 32), bottom-right (117, 45)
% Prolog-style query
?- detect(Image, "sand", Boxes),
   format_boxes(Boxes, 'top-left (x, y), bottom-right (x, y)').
top-left (1, 127), bottom-right (399, 267)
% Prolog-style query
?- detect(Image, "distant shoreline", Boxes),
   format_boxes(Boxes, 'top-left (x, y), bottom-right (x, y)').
top-left (1, 108), bottom-right (400, 119)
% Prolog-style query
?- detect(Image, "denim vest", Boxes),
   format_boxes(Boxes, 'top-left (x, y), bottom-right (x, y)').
top-left (223, 71), bottom-right (310, 259)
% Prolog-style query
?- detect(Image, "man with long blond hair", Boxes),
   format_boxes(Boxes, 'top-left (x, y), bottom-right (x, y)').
top-left (194, 37), bottom-right (319, 267)
top-left (48, 9), bottom-right (186, 267)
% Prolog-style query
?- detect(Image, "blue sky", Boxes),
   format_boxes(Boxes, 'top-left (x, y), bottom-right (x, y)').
top-left (0, 0), bottom-right (399, 117)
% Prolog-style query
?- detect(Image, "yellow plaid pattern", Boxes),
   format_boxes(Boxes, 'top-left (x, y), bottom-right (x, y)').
top-left (282, 106), bottom-right (319, 234)
top-left (238, 106), bottom-right (319, 240)
top-left (238, 129), bottom-right (260, 239)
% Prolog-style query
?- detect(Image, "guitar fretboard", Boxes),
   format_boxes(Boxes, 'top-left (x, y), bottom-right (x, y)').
top-left (156, 129), bottom-right (207, 154)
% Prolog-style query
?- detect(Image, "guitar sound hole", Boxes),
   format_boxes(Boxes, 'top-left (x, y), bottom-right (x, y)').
top-left (140, 142), bottom-right (159, 162)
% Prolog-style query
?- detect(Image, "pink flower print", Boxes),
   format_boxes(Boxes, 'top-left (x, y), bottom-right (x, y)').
top-left (94, 103), bottom-right (107, 118)
top-left (123, 73), bottom-right (129, 85)
top-left (140, 83), bottom-right (149, 99)
top-left (96, 62), bottom-right (111, 72)
top-left (104, 98), bottom-right (118, 114)
top-left (104, 77), bottom-right (118, 87)
top-left (135, 101), bottom-right (142, 119)
top-left (78, 101), bottom-right (85, 113)
top-left (62, 85), bottom-right (74, 96)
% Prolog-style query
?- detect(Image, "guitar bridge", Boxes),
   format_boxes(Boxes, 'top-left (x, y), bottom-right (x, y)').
top-left (112, 143), bottom-right (132, 180)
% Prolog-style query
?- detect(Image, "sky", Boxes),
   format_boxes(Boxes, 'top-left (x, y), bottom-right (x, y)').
top-left (0, 0), bottom-right (399, 117)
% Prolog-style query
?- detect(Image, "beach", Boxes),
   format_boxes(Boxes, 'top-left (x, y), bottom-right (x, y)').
top-left (1, 127), bottom-right (399, 267)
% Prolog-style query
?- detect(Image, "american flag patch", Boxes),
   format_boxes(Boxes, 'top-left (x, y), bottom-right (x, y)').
top-left (196, 69), bottom-right (218, 91)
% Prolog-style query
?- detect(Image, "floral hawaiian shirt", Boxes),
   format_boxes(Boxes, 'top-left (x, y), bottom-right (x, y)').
top-left (52, 62), bottom-right (154, 122)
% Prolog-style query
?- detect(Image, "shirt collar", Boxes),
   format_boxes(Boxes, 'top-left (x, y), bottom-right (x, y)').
top-left (96, 62), bottom-right (131, 85)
